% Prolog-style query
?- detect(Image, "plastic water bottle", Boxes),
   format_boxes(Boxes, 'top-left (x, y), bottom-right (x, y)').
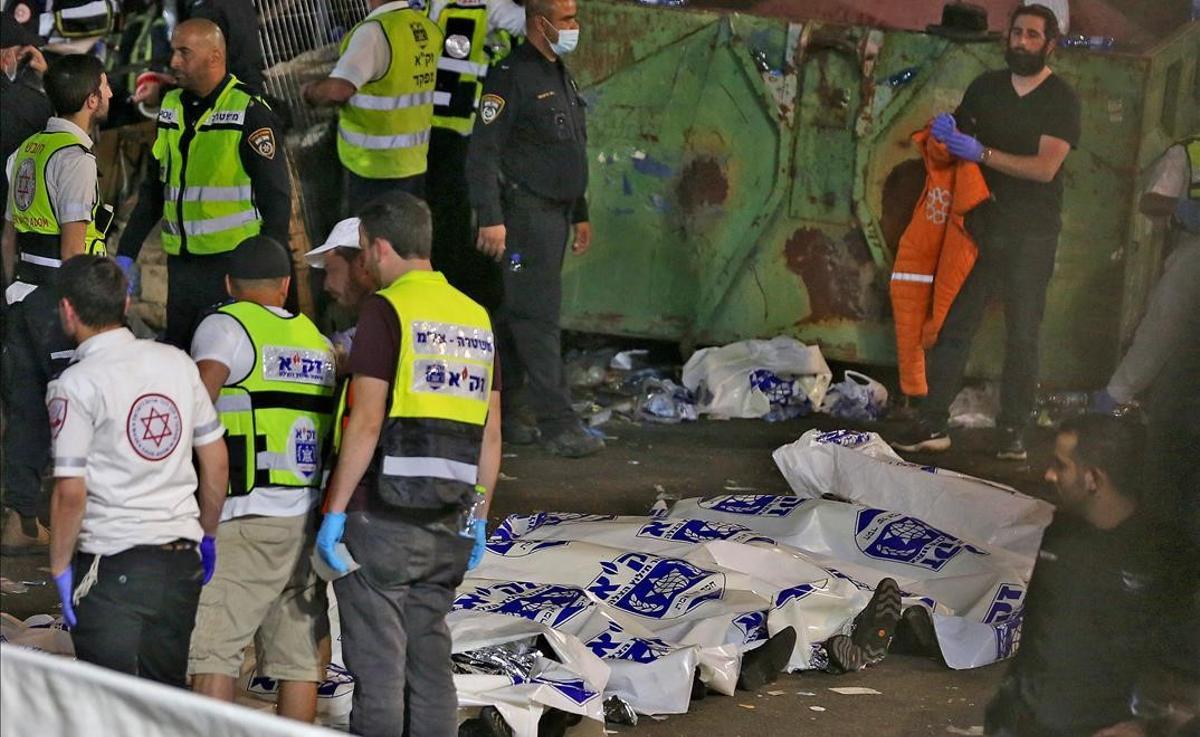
top-left (507, 252), bottom-right (524, 272)
top-left (458, 485), bottom-right (487, 537)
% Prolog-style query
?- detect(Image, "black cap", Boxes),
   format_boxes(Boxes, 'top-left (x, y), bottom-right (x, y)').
top-left (228, 235), bottom-right (293, 280)
top-left (1, 15), bottom-right (40, 49)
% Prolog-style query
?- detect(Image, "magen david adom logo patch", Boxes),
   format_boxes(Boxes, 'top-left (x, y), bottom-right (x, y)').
top-left (126, 393), bottom-right (183, 461)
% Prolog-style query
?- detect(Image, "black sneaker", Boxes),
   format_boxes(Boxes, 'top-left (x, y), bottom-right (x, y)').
top-left (894, 605), bottom-right (941, 660)
top-left (737, 626), bottom-right (796, 691)
top-left (541, 425), bottom-right (605, 458)
top-left (889, 420), bottom-right (951, 453)
top-left (823, 634), bottom-right (867, 674)
top-left (538, 708), bottom-right (583, 737)
top-left (851, 577), bottom-right (902, 665)
top-left (995, 426), bottom-right (1027, 461)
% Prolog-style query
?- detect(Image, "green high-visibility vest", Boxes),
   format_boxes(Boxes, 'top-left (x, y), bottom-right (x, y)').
top-left (153, 77), bottom-right (262, 256)
top-left (337, 6), bottom-right (442, 179)
top-left (1185, 137), bottom-right (1199, 199)
top-left (430, 2), bottom-right (491, 136)
top-left (214, 301), bottom-right (337, 497)
top-left (8, 128), bottom-right (108, 285)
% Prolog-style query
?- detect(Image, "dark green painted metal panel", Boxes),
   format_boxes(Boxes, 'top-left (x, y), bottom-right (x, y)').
top-left (562, 2), bottom-right (1199, 387)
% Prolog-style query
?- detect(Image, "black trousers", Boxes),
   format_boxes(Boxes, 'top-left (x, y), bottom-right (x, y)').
top-left (922, 221), bottom-right (1059, 430)
top-left (164, 253), bottom-right (235, 349)
top-left (347, 171), bottom-right (426, 211)
top-left (335, 511), bottom-right (471, 737)
top-left (427, 128), bottom-right (502, 313)
top-left (72, 542), bottom-right (203, 687)
top-left (497, 184), bottom-right (577, 434)
top-left (1, 285), bottom-right (73, 518)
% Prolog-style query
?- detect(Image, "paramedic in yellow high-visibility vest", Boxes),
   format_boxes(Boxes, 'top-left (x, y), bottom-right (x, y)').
top-left (303, 0), bottom-right (443, 206)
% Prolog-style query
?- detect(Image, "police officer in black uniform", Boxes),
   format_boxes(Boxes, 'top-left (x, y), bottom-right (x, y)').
top-left (0, 16), bottom-right (52, 210)
top-left (465, 0), bottom-right (601, 458)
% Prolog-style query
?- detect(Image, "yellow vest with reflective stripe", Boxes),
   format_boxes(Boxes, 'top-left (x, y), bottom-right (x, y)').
top-left (8, 130), bottom-right (108, 283)
top-left (337, 8), bottom-right (442, 178)
top-left (333, 270), bottom-right (492, 509)
top-left (153, 77), bottom-right (261, 256)
top-left (43, 0), bottom-right (115, 39)
top-left (430, 3), bottom-right (491, 136)
top-left (215, 301), bottom-right (336, 497)
top-left (1185, 137), bottom-right (1199, 199)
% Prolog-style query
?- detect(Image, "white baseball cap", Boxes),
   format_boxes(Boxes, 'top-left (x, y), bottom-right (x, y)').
top-left (305, 217), bottom-right (361, 269)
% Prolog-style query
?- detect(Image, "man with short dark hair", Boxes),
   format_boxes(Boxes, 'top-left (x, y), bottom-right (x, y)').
top-left (984, 415), bottom-right (1166, 737)
top-left (891, 3), bottom-right (1080, 461)
top-left (187, 236), bottom-right (335, 721)
top-left (47, 255), bottom-right (228, 686)
top-left (117, 18), bottom-right (292, 349)
top-left (315, 193), bottom-right (502, 737)
top-left (1, 52), bottom-right (112, 554)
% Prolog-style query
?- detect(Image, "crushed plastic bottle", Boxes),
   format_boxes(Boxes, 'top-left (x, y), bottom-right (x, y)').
top-left (1058, 34), bottom-right (1115, 50)
top-left (506, 252), bottom-right (523, 272)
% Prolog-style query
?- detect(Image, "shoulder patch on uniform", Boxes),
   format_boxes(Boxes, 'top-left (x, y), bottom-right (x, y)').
top-left (480, 94), bottom-right (505, 125)
top-left (248, 127), bottom-right (276, 160)
top-left (48, 397), bottom-right (68, 439)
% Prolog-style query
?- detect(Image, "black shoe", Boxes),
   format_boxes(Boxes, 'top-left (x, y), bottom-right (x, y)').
top-left (476, 706), bottom-right (513, 737)
top-left (541, 425), bottom-right (605, 458)
top-left (501, 419), bottom-right (540, 445)
top-left (851, 577), bottom-right (902, 665)
top-left (995, 426), bottom-right (1027, 461)
top-left (823, 634), bottom-right (867, 674)
top-left (737, 626), bottom-right (796, 691)
top-left (690, 670), bottom-right (708, 700)
top-left (538, 708), bottom-right (582, 737)
top-left (889, 420), bottom-right (951, 453)
top-left (896, 606), bottom-right (941, 660)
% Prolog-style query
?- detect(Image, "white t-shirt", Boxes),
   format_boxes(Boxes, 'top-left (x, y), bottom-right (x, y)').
top-left (1145, 143), bottom-right (1190, 200)
top-left (48, 329), bottom-right (225, 556)
top-left (191, 307), bottom-right (329, 520)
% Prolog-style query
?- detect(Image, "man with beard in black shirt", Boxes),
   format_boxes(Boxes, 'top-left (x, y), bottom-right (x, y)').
top-left (984, 415), bottom-right (1169, 737)
top-left (891, 3), bottom-right (1080, 462)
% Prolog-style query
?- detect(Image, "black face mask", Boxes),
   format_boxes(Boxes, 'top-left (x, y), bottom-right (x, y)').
top-left (1005, 45), bottom-right (1048, 76)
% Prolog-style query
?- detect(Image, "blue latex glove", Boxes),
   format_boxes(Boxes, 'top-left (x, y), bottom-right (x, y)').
top-left (114, 255), bottom-right (138, 295)
top-left (467, 518), bottom-right (488, 570)
top-left (1090, 389), bottom-right (1120, 416)
top-left (200, 535), bottom-right (217, 585)
top-left (1174, 197), bottom-right (1200, 234)
top-left (53, 569), bottom-right (77, 629)
top-left (317, 512), bottom-right (349, 576)
top-left (930, 113), bottom-right (956, 143)
top-left (945, 130), bottom-right (985, 162)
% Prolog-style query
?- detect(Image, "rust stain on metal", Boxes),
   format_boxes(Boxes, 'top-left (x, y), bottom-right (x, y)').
top-left (785, 227), bottom-right (878, 323)
top-left (677, 158), bottom-right (728, 212)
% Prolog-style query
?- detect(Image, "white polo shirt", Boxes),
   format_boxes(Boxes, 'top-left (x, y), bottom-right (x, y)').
top-left (191, 307), bottom-right (329, 520)
top-left (47, 328), bottom-right (225, 556)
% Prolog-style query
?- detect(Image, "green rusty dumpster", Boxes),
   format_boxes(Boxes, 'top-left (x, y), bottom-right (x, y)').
top-left (560, 2), bottom-right (1199, 388)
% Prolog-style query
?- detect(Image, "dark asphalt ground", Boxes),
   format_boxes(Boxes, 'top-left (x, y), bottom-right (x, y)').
top-left (1, 414), bottom-right (1058, 736)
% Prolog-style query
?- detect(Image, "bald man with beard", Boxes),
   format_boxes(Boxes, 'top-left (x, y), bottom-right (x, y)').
top-left (117, 18), bottom-right (292, 348)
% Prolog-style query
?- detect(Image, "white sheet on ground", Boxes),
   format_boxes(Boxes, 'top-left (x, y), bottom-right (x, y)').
top-left (771, 429), bottom-right (1054, 563)
top-left (681, 337), bottom-right (832, 418)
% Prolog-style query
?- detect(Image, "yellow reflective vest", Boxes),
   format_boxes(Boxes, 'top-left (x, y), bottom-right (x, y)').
top-left (1185, 137), bottom-right (1199, 200)
top-left (333, 270), bottom-right (493, 509)
top-left (7, 129), bottom-right (108, 285)
top-left (337, 6), bottom-right (442, 179)
top-left (154, 76), bottom-right (262, 256)
top-left (214, 301), bottom-right (337, 496)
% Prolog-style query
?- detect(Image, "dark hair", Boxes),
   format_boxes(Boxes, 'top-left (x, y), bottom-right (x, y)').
top-left (525, 0), bottom-right (555, 18)
top-left (357, 193), bottom-right (432, 260)
top-left (1010, 4), bottom-right (1061, 41)
top-left (44, 54), bottom-right (105, 117)
top-left (58, 255), bottom-right (127, 328)
top-left (1058, 415), bottom-right (1145, 500)
top-left (329, 246), bottom-right (364, 264)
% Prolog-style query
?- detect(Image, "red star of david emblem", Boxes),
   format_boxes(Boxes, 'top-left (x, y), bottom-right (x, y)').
top-left (140, 406), bottom-right (174, 447)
